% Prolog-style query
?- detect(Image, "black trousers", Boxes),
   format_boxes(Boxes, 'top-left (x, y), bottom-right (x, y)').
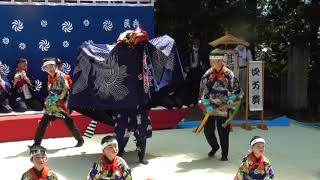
top-left (34, 112), bottom-right (83, 145)
top-left (113, 108), bottom-right (152, 160)
top-left (0, 94), bottom-right (12, 113)
top-left (14, 98), bottom-right (43, 112)
top-left (204, 116), bottom-right (230, 158)
top-left (188, 67), bottom-right (203, 104)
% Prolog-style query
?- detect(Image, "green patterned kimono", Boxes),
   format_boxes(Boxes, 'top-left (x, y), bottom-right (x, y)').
top-left (45, 71), bottom-right (69, 118)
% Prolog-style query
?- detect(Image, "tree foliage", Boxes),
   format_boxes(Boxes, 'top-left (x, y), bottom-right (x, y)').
top-left (155, 0), bottom-right (320, 78)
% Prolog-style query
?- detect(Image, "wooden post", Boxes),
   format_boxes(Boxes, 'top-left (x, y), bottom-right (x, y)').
top-left (241, 61), bottom-right (252, 130)
top-left (257, 62), bottom-right (268, 130)
top-left (245, 63), bottom-right (249, 121)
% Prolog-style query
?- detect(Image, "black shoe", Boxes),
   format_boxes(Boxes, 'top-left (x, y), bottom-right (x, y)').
top-left (208, 147), bottom-right (219, 158)
top-left (138, 153), bottom-right (149, 165)
top-left (0, 108), bottom-right (12, 113)
top-left (139, 157), bottom-right (149, 165)
top-left (220, 156), bottom-right (228, 161)
top-left (0, 105), bottom-right (13, 113)
top-left (75, 140), bottom-right (84, 147)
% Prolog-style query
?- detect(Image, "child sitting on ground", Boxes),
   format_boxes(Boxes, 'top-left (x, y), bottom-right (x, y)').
top-left (21, 145), bottom-right (58, 180)
top-left (87, 135), bottom-right (132, 180)
top-left (235, 136), bottom-right (274, 180)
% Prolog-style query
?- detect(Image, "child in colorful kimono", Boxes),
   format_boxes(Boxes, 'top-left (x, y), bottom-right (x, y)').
top-left (235, 136), bottom-right (274, 180)
top-left (87, 135), bottom-right (132, 180)
top-left (199, 49), bottom-right (243, 161)
top-left (29, 58), bottom-right (84, 148)
top-left (21, 145), bottom-right (58, 180)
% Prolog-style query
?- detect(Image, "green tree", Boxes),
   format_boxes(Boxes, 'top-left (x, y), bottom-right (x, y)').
top-left (155, 0), bottom-right (320, 113)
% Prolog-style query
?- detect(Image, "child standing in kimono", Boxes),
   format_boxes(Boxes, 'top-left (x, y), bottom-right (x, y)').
top-left (29, 58), bottom-right (84, 148)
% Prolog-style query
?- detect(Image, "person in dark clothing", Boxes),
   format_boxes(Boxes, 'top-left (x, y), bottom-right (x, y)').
top-left (181, 38), bottom-right (207, 106)
top-left (0, 61), bottom-right (13, 113)
top-left (112, 106), bottom-right (152, 165)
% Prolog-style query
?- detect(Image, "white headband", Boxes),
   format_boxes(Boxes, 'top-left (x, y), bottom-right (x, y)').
top-left (250, 138), bottom-right (266, 147)
top-left (42, 60), bottom-right (56, 68)
top-left (102, 139), bottom-right (118, 150)
top-left (30, 149), bottom-right (47, 158)
top-left (209, 55), bottom-right (224, 60)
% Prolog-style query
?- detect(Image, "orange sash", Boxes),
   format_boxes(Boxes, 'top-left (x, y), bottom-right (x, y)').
top-left (28, 166), bottom-right (49, 180)
top-left (247, 152), bottom-right (265, 171)
top-left (100, 156), bottom-right (123, 175)
top-left (209, 66), bottom-right (227, 82)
